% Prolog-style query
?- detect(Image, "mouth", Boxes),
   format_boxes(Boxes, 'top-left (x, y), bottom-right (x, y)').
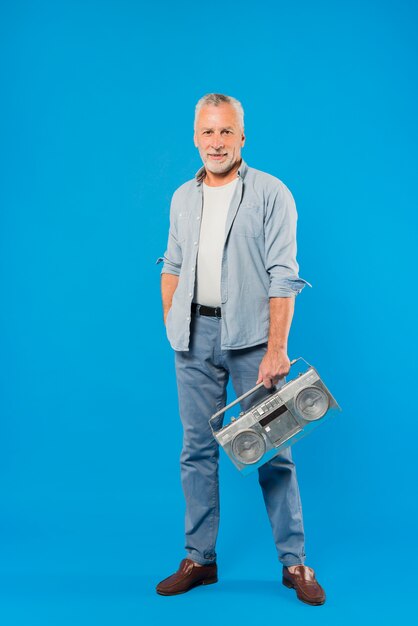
top-left (208, 153), bottom-right (227, 161)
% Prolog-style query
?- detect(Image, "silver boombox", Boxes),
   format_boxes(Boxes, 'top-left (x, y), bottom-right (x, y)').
top-left (209, 357), bottom-right (341, 476)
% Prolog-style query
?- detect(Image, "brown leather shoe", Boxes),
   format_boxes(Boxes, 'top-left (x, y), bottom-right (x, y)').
top-left (282, 565), bottom-right (326, 605)
top-left (156, 559), bottom-right (218, 596)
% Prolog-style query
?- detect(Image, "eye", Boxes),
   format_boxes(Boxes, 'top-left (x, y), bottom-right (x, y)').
top-left (203, 130), bottom-right (212, 135)
top-left (222, 129), bottom-right (232, 135)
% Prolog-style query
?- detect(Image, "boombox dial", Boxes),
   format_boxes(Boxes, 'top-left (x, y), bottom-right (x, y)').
top-left (231, 430), bottom-right (266, 464)
top-left (294, 386), bottom-right (329, 421)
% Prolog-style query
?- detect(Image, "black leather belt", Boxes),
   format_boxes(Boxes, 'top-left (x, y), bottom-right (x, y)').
top-left (191, 303), bottom-right (222, 318)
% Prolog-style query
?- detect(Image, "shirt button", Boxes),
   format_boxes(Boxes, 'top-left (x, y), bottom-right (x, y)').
top-left (189, 292), bottom-right (192, 297)
top-left (196, 216), bottom-right (200, 220)
top-left (186, 316), bottom-right (190, 321)
top-left (191, 267), bottom-right (195, 271)
top-left (194, 241), bottom-right (197, 245)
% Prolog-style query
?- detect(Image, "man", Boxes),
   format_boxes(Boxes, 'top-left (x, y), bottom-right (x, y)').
top-left (155, 93), bottom-right (325, 606)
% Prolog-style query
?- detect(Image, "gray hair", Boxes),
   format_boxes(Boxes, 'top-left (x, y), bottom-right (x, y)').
top-left (194, 93), bottom-right (245, 131)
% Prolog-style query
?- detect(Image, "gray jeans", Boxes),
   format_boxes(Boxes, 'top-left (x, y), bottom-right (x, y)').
top-left (174, 311), bottom-right (306, 566)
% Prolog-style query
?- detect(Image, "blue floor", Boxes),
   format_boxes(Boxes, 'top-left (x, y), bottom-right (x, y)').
top-left (0, 558), bottom-right (414, 626)
top-left (0, 502), bottom-right (415, 626)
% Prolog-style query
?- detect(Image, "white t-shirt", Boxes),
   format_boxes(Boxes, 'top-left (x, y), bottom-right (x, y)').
top-left (194, 177), bottom-right (239, 307)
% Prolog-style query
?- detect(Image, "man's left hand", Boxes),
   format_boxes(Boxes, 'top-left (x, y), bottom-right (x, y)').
top-left (256, 349), bottom-right (291, 389)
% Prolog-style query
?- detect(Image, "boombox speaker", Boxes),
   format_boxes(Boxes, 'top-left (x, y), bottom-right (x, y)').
top-left (209, 357), bottom-right (341, 476)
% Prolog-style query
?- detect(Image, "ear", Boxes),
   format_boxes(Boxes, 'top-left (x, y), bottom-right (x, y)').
top-left (241, 131), bottom-right (246, 147)
top-left (193, 132), bottom-right (198, 148)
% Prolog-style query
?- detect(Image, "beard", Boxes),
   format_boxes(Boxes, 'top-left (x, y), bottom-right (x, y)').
top-left (200, 149), bottom-right (239, 175)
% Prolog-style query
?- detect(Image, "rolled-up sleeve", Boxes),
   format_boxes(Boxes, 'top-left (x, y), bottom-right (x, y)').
top-left (264, 183), bottom-right (311, 297)
top-left (155, 192), bottom-right (183, 276)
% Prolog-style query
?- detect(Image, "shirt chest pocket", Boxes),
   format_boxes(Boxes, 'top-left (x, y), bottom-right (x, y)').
top-left (232, 203), bottom-right (263, 238)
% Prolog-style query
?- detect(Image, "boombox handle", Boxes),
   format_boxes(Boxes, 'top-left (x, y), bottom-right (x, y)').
top-left (209, 356), bottom-right (311, 435)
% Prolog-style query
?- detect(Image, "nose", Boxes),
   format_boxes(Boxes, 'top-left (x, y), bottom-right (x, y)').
top-left (210, 132), bottom-right (224, 150)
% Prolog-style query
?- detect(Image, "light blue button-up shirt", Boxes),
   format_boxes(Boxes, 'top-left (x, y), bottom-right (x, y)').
top-left (156, 160), bottom-right (311, 351)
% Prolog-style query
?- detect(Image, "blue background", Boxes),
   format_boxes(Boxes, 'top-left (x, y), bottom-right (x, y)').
top-left (1, 0), bottom-right (417, 624)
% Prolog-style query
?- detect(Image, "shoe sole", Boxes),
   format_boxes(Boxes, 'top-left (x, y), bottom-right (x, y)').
top-left (282, 577), bottom-right (326, 606)
top-left (156, 577), bottom-right (218, 596)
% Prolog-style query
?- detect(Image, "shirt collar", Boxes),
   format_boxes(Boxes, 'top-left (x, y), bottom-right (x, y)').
top-left (195, 159), bottom-right (248, 185)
